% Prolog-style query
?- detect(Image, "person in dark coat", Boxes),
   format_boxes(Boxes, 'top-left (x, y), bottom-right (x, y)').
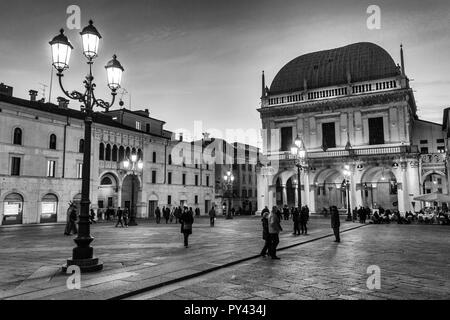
top-left (180, 207), bottom-right (194, 248)
top-left (330, 206), bottom-right (341, 243)
top-left (268, 206), bottom-right (283, 259)
top-left (260, 209), bottom-right (270, 257)
top-left (123, 208), bottom-right (129, 227)
top-left (115, 207), bottom-right (124, 228)
top-left (292, 207), bottom-right (300, 235)
top-left (155, 207), bottom-right (161, 224)
top-left (163, 206), bottom-right (170, 224)
top-left (283, 206), bottom-right (290, 221)
top-left (299, 206), bottom-right (309, 235)
top-left (89, 209), bottom-right (97, 224)
top-left (209, 206), bottom-right (216, 227)
top-left (65, 203), bottom-right (78, 235)
top-left (195, 207), bottom-right (201, 217)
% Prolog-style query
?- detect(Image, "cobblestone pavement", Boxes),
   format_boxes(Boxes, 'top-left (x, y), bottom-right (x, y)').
top-left (0, 216), bottom-right (358, 300)
top-left (1, 217), bottom-right (448, 300)
top-left (130, 224), bottom-right (450, 301)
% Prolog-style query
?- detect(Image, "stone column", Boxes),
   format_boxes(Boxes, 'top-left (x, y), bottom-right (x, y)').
top-left (408, 160), bottom-right (421, 212)
top-left (304, 171), bottom-right (311, 209)
top-left (294, 185), bottom-right (299, 207)
top-left (282, 185), bottom-right (288, 206)
top-left (396, 161), bottom-right (408, 214)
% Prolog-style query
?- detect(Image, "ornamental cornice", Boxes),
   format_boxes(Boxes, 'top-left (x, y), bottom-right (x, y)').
top-left (258, 89), bottom-right (411, 118)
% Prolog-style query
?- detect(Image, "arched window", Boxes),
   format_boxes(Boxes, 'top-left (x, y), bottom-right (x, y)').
top-left (119, 146), bottom-right (125, 162)
top-left (112, 145), bottom-right (118, 162)
top-left (49, 134), bottom-right (57, 150)
top-left (79, 139), bottom-right (85, 153)
top-left (132, 148), bottom-right (137, 156)
top-left (13, 128), bottom-right (22, 145)
top-left (105, 144), bottom-right (112, 161)
top-left (138, 149), bottom-right (143, 161)
top-left (126, 147), bottom-right (131, 159)
top-left (101, 177), bottom-right (113, 185)
top-left (99, 143), bottom-right (105, 160)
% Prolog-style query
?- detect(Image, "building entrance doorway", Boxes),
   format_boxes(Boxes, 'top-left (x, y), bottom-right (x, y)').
top-left (148, 201), bottom-right (158, 218)
top-left (2, 193), bottom-right (23, 225)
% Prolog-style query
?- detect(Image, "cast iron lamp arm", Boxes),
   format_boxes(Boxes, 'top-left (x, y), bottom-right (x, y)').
top-left (57, 72), bottom-right (87, 103)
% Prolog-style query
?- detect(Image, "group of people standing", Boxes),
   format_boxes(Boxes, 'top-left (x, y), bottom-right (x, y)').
top-left (260, 205), bottom-right (342, 259)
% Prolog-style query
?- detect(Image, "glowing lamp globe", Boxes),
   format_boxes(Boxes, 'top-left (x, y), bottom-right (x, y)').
top-left (80, 20), bottom-right (102, 59)
top-left (49, 29), bottom-right (73, 72)
top-left (105, 54), bottom-right (124, 90)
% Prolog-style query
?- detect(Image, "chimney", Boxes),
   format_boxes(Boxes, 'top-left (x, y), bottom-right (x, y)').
top-left (0, 83), bottom-right (13, 97)
top-left (145, 109), bottom-right (149, 114)
top-left (57, 96), bottom-right (69, 109)
top-left (29, 90), bottom-right (38, 102)
top-left (179, 133), bottom-right (184, 142)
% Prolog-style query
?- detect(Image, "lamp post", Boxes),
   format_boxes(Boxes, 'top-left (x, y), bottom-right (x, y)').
top-left (223, 170), bottom-right (235, 220)
top-left (50, 21), bottom-right (124, 273)
top-left (123, 154), bottom-right (143, 226)
top-left (291, 136), bottom-right (307, 209)
top-left (343, 166), bottom-right (352, 221)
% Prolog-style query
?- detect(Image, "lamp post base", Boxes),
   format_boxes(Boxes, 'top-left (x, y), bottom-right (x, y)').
top-left (62, 257), bottom-right (103, 273)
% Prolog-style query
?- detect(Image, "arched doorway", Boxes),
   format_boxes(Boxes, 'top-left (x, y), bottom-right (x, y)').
top-left (121, 174), bottom-right (140, 215)
top-left (422, 172), bottom-right (448, 208)
top-left (98, 174), bottom-right (119, 210)
top-left (41, 194), bottom-right (58, 223)
top-left (315, 170), bottom-right (345, 211)
top-left (148, 194), bottom-right (159, 218)
top-left (3, 193), bottom-right (24, 225)
top-left (361, 168), bottom-right (398, 211)
top-left (275, 178), bottom-right (283, 206)
top-left (286, 177), bottom-right (296, 208)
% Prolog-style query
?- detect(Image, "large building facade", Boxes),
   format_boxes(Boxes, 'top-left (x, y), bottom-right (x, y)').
top-left (257, 42), bottom-right (447, 214)
top-left (0, 89), bottom-right (214, 225)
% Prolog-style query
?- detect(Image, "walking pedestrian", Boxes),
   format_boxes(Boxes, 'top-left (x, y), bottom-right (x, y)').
top-left (64, 202), bottom-right (77, 235)
top-left (89, 208), bottom-right (97, 224)
top-left (115, 207), bottom-right (124, 228)
top-left (330, 206), bottom-right (341, 243)
top-left (195, 207), bottom-right (201, 217)
top-left (123, 208), bottom-right (129, 228)
top-left (163, 206), bottom-right (170, 224)
top-left (292, 207), bottom-right (300, 235)
top-left (268, 206), bottom-right (283, 259)
top-left (300, 206), bottom-right (309, 235)
top-left (155, 207), bottom-right (161, 224)
top-left (260, 208), bottom-right (270, 257)
top-left (170, 207), bottom-right (175, 223)
top-left (180, 207), bottom-right (194, 248)
top-left (209, 206), bottom-right (216, 227)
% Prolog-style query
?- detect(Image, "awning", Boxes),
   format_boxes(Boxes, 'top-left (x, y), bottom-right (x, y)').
top-left (413, 192), bottom-right (450, 203)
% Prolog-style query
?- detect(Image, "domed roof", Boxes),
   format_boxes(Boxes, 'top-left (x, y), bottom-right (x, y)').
top-left (269, 42), bottom-right (400, 95)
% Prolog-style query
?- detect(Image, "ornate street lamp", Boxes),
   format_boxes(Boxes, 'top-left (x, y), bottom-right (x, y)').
top-left (291, 136), bottom-right (307, 209)
top-left (343, 166), bottom-right (352, 221)
top-left (50, 21), bottom-right (124, 273)
top-left (223, 170), bottom-right (235, 220)
top-left (123, 154), bottom-right (144, 226)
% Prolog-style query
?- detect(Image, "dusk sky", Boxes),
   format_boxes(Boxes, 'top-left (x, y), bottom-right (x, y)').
top-left (1, 0), bottom-right (449, 144)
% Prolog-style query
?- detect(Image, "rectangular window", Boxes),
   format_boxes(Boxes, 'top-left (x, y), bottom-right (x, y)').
top-left (195, 195), bottom-right (198, 205)
top-left (438, 146), bottom-right (446, 153)
top-left (136, 121), bottom-right (141, 130)
top-left (77, 163), bottom-right (83, 179)
top-left (322, 122), bottom-right (336, 149)
top-left (11, 157), bottom-right (21, 176)
top-left (437, 178), bottom-right (442, 185)
top-left (280, 127), bottom-right (293, 151)
top-left (47, 160), bottom-right (56, 178)
top-left (168, 155), bottom-right (172, 165)
top-left (146, 123), bottom-right (150, 133)
top-left (368, 117), bottom-right (385, 145)
top-left (437, 139), bottom-right (445, 144)
top-left (206, 176), bottom-right (210, 187)
top-left (206, 164), bottom-right (209, 171)
top-left (168, 195), bottom-right (172, 205)
top-left (153, 152), bottom-right (157, 163)
top-left (152, 171), bottom-right (157, 184)
top-left (168, 172), bottom-right (172, 185)
top-left (248, 190), bottom-right (253, 198)
top-left (195, 175), bottom-right (199, 186)
top-left (420, 147), bottom-right (429, 154)
top-left (182, 174), bottom-right (186, 185)
top-left (420, 140), bottom-right (428, 144)
top-left (438, 188), bottom-right (443, 194)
